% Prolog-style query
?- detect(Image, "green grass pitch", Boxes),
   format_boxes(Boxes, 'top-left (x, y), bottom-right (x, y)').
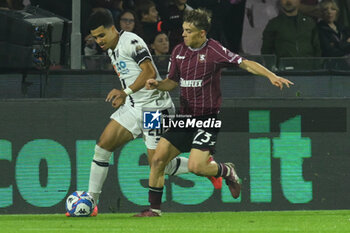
top-left (1, 210), bottom-right (350, 233)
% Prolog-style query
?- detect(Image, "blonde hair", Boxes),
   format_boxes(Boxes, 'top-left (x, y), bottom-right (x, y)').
top-left (320, 0), bottom-right (339, 13)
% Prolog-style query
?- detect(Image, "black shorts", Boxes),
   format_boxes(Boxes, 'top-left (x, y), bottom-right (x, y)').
top-left (161, 114), bottom-right (219, 154)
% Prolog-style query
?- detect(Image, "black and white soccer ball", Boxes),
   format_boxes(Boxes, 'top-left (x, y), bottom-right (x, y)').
top-left (65, 191), bottom-right (94, 217)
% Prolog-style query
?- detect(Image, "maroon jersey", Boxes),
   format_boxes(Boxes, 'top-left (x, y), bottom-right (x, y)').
top-left (168, 39), bottom-right (244, 116)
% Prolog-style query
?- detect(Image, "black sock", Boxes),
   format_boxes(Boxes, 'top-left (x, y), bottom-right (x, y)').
top-left (148, 186), bottom-right (163, 210)
top-left (215, 163), bottom-right (222, 178)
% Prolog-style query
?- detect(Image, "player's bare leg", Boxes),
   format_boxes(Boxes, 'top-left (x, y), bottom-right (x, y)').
top-left (188, 149), bottom-right (241, 199)
top-left (188, 149), bottom-right (217, 176)
top-left (149, 138), bottom-right (181, 186)
top-left (98, 120), bottom-right (134, 151)
top-left (134, 138), bottom-right (180, 217)
top-left (208, 156), bottom-right (222, 189)
top-left (88, 120), bottom-right (133, 206)
top-left (148, 147), bottom-right (222, 190)
top-left (147, 149), bottom-right (155, 165)
top-left (148, 148), bottom-right (191, 177)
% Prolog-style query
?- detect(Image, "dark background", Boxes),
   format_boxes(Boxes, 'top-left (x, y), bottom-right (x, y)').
top-left (0, 99), bottom-right (349, 214)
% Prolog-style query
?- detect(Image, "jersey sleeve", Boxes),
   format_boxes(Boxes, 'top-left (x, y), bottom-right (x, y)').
top-left (126, 36), bottom-right (152, 65)
top-left (167, 47), bottom-right (181, 82)
top-left (210, 41), bottom-right (245, 66)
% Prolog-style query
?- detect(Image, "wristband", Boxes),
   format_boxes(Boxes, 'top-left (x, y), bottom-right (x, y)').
top-left (124, 87), bottom-right (133, 96)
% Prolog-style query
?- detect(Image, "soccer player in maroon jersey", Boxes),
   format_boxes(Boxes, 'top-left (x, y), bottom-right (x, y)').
top-left (135, 9), bottom-right (294, 217)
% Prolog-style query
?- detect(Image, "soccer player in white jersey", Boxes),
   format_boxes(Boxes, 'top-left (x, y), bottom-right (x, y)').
top-left (65, 8), bottom-right (222, 216)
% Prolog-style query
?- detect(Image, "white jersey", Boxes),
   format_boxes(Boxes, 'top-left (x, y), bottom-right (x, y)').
top-left (108, 31), bottom-right (173, 109)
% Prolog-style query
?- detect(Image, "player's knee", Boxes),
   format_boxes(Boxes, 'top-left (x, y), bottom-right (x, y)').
top-left (188, 161), bottom-right (204, 175)
top-left (97, 138), bottom-right (115, 152)
top-left (93, 145), bottom-right (112, 163)
top-left (151, 154), bottom-right (167, 171)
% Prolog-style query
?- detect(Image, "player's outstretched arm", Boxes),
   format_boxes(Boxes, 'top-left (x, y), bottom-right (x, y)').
top-left (239, 59), bottom-right (294, 90)
top-left (146, 78), bottom-right (178, 91)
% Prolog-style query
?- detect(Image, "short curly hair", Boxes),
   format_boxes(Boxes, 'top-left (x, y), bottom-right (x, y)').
top-left (87, 8), bottom-right (114, 32)
top-left (183, 9), bottom-right (211, 33)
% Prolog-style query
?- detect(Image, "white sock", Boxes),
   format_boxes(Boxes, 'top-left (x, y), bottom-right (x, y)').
top-left (88, 162), bottom-right (107, 203)
top-left (164, 157), bottom-right (189, 176)
top-left (88, 145), bottom-right (112, 204)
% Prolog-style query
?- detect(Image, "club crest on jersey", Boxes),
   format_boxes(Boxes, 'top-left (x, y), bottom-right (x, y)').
top-left (136, 45), bottom-right (147, 53)
top-left (198, 54), bottom-right (206, 62)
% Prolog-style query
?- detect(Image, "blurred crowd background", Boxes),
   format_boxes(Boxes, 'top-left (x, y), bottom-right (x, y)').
top-left (1, 0), bottom-right (350, 70)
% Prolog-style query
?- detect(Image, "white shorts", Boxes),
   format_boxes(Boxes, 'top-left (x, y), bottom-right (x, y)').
top-left (110, 104), bottom-right (175, 149)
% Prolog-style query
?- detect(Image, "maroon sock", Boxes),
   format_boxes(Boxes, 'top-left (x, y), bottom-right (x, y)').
top-left (216, 163), bottom-right (229, 178)
top-left (148, 186), bottom-right (163, 210)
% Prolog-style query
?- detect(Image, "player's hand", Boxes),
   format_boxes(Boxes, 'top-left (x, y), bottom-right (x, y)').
top-left (105, 89), bottom-right (124, 102)
top-left (112, 95), bottom-right (126, 109)
top-left (106, 89), bottom-right (127, 108)
top-left (269, 75), bottom-right (294, 90)
top-left (145, 79), bottom-right (159, 90)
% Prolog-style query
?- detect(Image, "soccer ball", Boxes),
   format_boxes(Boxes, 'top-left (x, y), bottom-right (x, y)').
top-left (65, 191), bottom-right (95, 217)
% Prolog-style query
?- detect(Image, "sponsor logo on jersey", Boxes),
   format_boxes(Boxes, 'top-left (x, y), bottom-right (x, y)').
top-left (113, 65), bottom-right (121, 77)
top-left (176, 55), bottom-right (185, 60)
top-left (114, 60), bottom-right (129, 77)
top-left (180, 78), bottom-right (203, 87)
